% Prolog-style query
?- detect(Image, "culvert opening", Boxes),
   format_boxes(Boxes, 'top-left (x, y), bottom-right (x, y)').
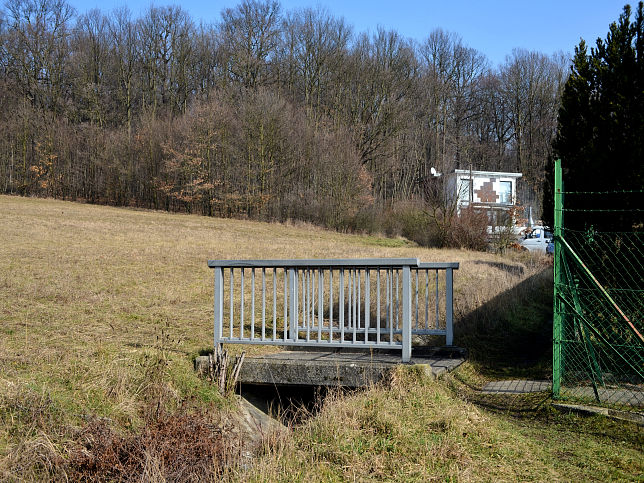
top-left (239, 383), bottom-right (351, 424)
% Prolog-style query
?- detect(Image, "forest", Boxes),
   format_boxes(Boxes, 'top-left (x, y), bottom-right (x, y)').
top-left (0, 0), bottom-right (568, 243)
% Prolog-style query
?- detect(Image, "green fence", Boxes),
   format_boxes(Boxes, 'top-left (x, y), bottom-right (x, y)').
top-left (553, 159), bottom-right (643, 408)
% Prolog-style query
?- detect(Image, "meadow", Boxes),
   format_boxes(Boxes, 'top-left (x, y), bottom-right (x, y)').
top-left (0, 195), bottom-right (641, 481)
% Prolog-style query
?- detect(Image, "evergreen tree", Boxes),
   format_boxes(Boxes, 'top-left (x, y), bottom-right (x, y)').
top-left (546, 2), bottom-right (644, 231)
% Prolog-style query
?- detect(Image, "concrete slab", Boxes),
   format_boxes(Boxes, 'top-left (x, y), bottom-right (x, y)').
top-left (233, 349), bottom-right (465, 387)
top-left (552, 403), bottom-right (644, 425)
top-left (479, 380), bottom-right (643, 407)
top-left (481, 380), bottom-right (551, 394)
top-left (560, 387), bottom-right (644, 407)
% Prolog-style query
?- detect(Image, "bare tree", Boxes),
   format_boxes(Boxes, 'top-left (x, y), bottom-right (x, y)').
top-left (333, 27), bottom-right (417, 203)
top-left (220, 0), bottom-right (281, 89)
top-left (281, 7), bottom-right (351, 119)
top-left (471, 71), bottom-right (512, 170)
top-left (4, 0), bottom-right (74, 112)
top-left (108, 7), bottom-right (136, 137)
top-left (0, 0), bottom-right (569, 235)
top-left (500, 49), bottom-right (567, 210)
top-left (191, 23), bottom-right (226, 96)
top-left (418, 29), bottom-right (487, 175)
top-left (71, 8), bottom-right (109, 125)
top-left (137, 5), bottom-right (194, 116)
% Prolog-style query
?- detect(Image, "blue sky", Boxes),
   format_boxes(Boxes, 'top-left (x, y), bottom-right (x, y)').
top-left (68, 0), bottom-right (630, 66)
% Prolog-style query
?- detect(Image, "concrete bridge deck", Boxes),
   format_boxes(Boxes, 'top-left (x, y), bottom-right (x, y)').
top-left (233, 347), bottom-right (466, 387)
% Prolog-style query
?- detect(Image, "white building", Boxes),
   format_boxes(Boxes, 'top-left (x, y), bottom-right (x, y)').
top-left (446, 169), bottom-right (523, 233)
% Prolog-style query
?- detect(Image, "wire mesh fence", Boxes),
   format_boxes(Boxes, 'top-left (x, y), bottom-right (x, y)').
top-left (553, 160), bottom-right (644, 409)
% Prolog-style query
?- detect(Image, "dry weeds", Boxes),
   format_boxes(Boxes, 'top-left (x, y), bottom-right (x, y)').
top-left (66, 408), bottom-right (238, 482)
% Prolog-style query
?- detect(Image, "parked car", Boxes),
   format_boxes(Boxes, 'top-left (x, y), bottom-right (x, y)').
top-left (546, 240), bottom-right (554, 255)
top-left (520, 226), bottom-right (553, 253)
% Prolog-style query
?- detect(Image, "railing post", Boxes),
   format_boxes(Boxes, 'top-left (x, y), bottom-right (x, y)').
top-left (288, 268), bottom-right (298, 341)
top-left (214, 267), bottom-right (223, 348)
top-left (402, 265), bottom-right (411, 362)
top-left (445, 268), bottom-right (454, 346)
top-left (553, 158), bottom-right (563, 398)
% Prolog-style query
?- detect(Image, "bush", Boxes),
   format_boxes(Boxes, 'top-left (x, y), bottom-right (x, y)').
top-left (341, 205), bottom-right (383, 234)
top-left (447, 207), bottom-right (489, 251)
top-left (342, 201), bottom-right (489, 251)
top-left (376, 201), bottom-right (435, 246)
top-left (398, 205), bottom-right (434, 247)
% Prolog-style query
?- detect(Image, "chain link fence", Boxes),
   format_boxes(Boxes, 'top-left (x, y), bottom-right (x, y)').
top-left (553, 159), bottom-right (644, 408)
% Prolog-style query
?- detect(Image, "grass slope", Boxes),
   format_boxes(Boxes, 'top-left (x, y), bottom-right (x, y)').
top-left (249, 368), bottom-right (642, 482)
top-left (0, 195), bottom-right (641, 480)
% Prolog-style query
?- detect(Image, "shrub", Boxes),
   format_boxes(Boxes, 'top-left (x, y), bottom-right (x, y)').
top-left (66, 409), bottom-right (236, 482)
top-left (377, 201), bottom-right (435, 246)
top-left (447, 207), bottom-right (489, 251)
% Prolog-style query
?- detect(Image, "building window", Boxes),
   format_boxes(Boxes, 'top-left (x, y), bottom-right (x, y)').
top-left (486, 209), bottom-right (511, 230)
top-left (499, 181), bottom-right (512, 204)
top-left (496, 209), bottom-right (510, 226)
top-left (458, 179), bottom-right (472, 202)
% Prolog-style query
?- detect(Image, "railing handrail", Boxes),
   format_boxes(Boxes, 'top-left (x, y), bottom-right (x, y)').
top-left (418, 262), bottom-right (459, 269)
top-left (208, 258), bottom-right (421, 269)
top-left (208, 259), bottom-right (460, 270)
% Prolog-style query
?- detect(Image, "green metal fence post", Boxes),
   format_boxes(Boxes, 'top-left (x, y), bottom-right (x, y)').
top-left (553, 159), bottom-right (563, 398)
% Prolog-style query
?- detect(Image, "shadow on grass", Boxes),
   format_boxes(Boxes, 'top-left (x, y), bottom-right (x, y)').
top-left (455, 267), bottom-right (553, 380)
top-left (450, 267), bottom-right (644, 443)
top-left (472, 259), bottom-right (525, 276)
top-left (448, 266), bottom-right (556, 418)
top-left (449, 369), bottom-right (644, 449)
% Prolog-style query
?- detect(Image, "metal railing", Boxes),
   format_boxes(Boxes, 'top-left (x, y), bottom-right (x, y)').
top-left (208, 258), bottom-right (458, 362)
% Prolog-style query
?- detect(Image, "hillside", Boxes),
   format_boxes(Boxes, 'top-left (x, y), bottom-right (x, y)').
top-left (0, 195), bottom-right (641, 480)
top-left (1, 1), bottom-right (567, 225)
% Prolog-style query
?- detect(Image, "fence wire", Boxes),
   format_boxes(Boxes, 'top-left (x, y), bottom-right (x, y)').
top-left (554, 168), bottom-right (644, 409)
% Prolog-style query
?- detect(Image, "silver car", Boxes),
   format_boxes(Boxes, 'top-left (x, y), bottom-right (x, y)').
top-left (520, 226), bottom-right (553, 253)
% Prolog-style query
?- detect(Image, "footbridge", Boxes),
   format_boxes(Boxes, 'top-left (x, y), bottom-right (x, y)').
top-left (204, 258), bottom-right (465, 387)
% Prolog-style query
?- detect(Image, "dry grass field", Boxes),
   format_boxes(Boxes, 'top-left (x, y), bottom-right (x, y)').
top-left (1, 195), bottom-right (642, 481)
